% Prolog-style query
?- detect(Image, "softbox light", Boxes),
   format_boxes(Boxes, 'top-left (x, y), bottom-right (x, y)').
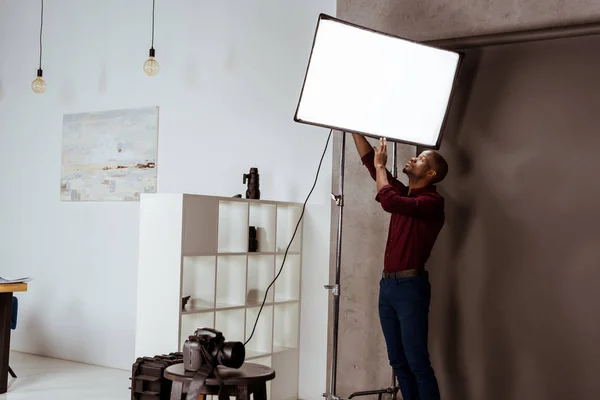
top-left (294, 14), bottom-right (463, 148)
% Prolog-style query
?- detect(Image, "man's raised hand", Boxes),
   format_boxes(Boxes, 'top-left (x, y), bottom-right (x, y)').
top-left (374, 137), bottom-right (388, 168)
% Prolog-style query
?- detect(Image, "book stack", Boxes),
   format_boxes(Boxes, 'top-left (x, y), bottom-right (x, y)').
top-left (0, 277), bottom-right (32, 284)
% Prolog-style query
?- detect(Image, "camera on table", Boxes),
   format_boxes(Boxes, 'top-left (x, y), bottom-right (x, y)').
top-left (183, 328), bottom-right (245, 372)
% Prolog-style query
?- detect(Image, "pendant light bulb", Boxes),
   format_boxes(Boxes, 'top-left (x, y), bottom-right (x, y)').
top-left (32, 69), bottom-right (46, 94)
top-left (144, 48), bottom-right (159, 76)
top-left (33, 0), bottom-right (46, 93)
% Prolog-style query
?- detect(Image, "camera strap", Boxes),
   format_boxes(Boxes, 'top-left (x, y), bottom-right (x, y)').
top-left (213, 367), bottom-right (229, 400)
top-left (186, 363), bottom-right (213, 400)
top-left (186, 348), bottom-right (229, 400)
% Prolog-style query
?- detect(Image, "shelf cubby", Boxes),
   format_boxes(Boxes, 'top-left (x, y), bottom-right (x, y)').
top-left (218, 201), bottom-right (249, 253)
top-left (182, 256), bottom-right (216, 311)
top-left (245, 305), bottom-right (274, 358)
top-left (247, 254), bottom-right (275, 305)
top-left (182, 195), bottom-right (219, 256)
top-left (273, 302), bottom-right (300, 351)
top-left (274, 254), bottom-right (301, 302)
top-left (276, 204), bottom-right (303, 253)
top-left (216, 255), bottom-right (247, 308)
top-left (249, 203), bottom-right (277, 252)
top-left (180, 311), bottom-right (215, 350)
top-left (215, 308), bottom-right (246, 344)
top-left (250, 355), bottom-right (272, 366)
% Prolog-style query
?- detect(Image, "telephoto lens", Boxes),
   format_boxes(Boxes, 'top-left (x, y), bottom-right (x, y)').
top-left (243, 167), bottom-right (260, 199)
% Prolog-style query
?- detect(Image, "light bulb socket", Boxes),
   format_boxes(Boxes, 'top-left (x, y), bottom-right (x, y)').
top-left (37, 68), bottom-right (43, 78)
top-left (148, 48), bottom-right (156, 58)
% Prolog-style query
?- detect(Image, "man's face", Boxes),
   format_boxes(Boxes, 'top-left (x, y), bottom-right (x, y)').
top-left (403, 151), bottom-right (433, 179)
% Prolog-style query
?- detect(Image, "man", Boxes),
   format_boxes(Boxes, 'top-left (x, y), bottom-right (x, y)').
top-left (352, 133), bottom-right (448, 400)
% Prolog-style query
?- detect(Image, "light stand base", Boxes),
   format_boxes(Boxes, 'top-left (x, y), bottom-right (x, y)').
top-left (348, 386), bottom-right (399, 400)
top-left (348, 368), bottom-right (399, 400)
top-left (324, 382), bottom-right (399, 400)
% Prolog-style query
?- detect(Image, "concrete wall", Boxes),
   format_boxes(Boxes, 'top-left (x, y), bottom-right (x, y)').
top-left (329, 1), bottom-right (600, 399)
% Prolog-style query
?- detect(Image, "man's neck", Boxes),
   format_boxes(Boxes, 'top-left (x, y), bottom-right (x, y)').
top-left (408, 180), bottom-right (429, 195)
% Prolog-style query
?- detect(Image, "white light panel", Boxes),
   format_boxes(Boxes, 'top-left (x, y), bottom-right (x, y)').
top-left (294, 14), bottom-right (462, 148)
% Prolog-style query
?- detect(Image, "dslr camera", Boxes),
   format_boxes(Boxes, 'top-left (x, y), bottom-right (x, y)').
top-left (183, 328), bottom-right (245, 371)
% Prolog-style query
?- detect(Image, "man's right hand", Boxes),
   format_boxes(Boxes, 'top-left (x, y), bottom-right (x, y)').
top-left (352, 133), bottom-right (403, 189)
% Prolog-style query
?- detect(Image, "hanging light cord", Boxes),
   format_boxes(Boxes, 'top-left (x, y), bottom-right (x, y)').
top-left (151, 0), bottom-right (155, 49)
top-left (38, 0), bottom-right (44, 69)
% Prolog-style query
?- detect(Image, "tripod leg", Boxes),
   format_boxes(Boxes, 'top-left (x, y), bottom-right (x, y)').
top-left (8, 366), bottom-right (16, 378)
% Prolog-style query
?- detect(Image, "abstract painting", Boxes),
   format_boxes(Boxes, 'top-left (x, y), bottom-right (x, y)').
top-left (60, 106), bottom-right (159, 201)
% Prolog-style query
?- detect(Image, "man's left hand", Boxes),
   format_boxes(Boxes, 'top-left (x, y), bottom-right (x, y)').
top-left (374, 137), bottom-right (388, 168)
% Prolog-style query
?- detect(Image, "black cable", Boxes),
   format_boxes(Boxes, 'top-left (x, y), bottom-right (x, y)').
top-left (39, 0), bottom-right (44, 69)
top-left (244, 129), bottom-right (333, 346)
top-left (151, 0), bottom-right (155, 49)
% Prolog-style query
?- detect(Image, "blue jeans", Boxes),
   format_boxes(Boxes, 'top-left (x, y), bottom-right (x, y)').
top-left (378, 273), bottom-right (440, 400)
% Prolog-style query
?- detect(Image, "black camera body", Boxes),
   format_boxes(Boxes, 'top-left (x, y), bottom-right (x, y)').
top-left (183, 328), bottom-right (245, 372)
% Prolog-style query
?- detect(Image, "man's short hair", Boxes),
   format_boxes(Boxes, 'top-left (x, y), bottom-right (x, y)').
top-left (429, 151), bottom-right (448, 184)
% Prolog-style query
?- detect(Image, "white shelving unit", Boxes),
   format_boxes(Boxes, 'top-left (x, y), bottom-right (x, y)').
top-left (134, 193), bottom-right (304, 400)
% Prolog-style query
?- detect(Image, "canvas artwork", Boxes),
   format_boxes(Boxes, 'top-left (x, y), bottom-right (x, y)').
top-left (60, 106), bottom-right (159, 201)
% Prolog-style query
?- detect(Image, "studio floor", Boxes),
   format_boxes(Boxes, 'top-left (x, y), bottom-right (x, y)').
top-left (1, 352), bottom-right (130, 399)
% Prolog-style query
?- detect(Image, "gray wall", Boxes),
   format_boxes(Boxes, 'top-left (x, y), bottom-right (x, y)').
top-left (329, 2), bottom-right (600, 399)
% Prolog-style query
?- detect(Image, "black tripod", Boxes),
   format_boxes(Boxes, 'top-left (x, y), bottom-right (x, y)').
top-left (323, 132), bottom-right (402, 400)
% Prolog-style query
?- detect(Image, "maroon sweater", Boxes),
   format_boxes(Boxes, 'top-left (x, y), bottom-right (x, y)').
top-left (361, 150), bottom-right (445, 272)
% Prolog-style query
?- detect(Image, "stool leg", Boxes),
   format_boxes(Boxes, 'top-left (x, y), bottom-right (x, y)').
top-left (170, 381), bottom-right (184, 400)
top-left (252, 383), bottom-right (267, 400)
top-left (235, 385), bottom-right (250, 400)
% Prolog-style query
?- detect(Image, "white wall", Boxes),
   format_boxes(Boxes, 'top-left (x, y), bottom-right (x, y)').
top-left (0, 0), bottom-right (334, 398)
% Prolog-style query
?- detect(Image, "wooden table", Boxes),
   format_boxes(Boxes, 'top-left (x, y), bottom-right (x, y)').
top-left (0, 283), bottom-right (28, 394)
top-left (164, 362), bottom-right (275, 400)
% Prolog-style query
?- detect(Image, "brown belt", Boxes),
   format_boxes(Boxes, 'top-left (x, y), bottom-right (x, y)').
top-left (382, 269), bottom-right (423, 279)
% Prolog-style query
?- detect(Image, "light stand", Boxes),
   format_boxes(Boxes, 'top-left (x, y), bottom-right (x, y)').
top-left (324, 131), bottom-right (345, 400)
top-left (323, 132), bottom-right (401, 400)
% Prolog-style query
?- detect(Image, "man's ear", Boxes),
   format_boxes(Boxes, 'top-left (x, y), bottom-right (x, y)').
top-left (428, 170), bottom-right (437, 178)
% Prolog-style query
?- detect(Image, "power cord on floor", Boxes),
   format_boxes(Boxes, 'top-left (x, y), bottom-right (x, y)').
top-left (244, 129), bottom-right (333, 345)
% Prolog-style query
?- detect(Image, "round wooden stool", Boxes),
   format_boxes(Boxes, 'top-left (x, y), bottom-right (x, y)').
top-left (164, 362), bottom-right (275, 400)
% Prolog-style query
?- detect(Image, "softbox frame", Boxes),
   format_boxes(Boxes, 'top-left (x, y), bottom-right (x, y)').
top-left (294, 14), bottom-right (464, 149)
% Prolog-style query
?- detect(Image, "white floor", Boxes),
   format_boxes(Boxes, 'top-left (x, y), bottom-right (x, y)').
top-left (0, 352), bottom-right (130, 399)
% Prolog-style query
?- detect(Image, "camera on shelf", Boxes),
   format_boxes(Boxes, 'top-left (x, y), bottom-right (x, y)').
top-left (183, 328), bottom-right (245, 372)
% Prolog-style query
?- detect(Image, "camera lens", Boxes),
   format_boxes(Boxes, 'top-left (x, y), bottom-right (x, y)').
top-left (243, 168), bottom-right (260, 200)
top-left (219, 341), bottom-right (245, 369)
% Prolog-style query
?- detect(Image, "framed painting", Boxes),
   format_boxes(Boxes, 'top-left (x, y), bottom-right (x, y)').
top-left (60, 106), bottom-right (159, 201)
